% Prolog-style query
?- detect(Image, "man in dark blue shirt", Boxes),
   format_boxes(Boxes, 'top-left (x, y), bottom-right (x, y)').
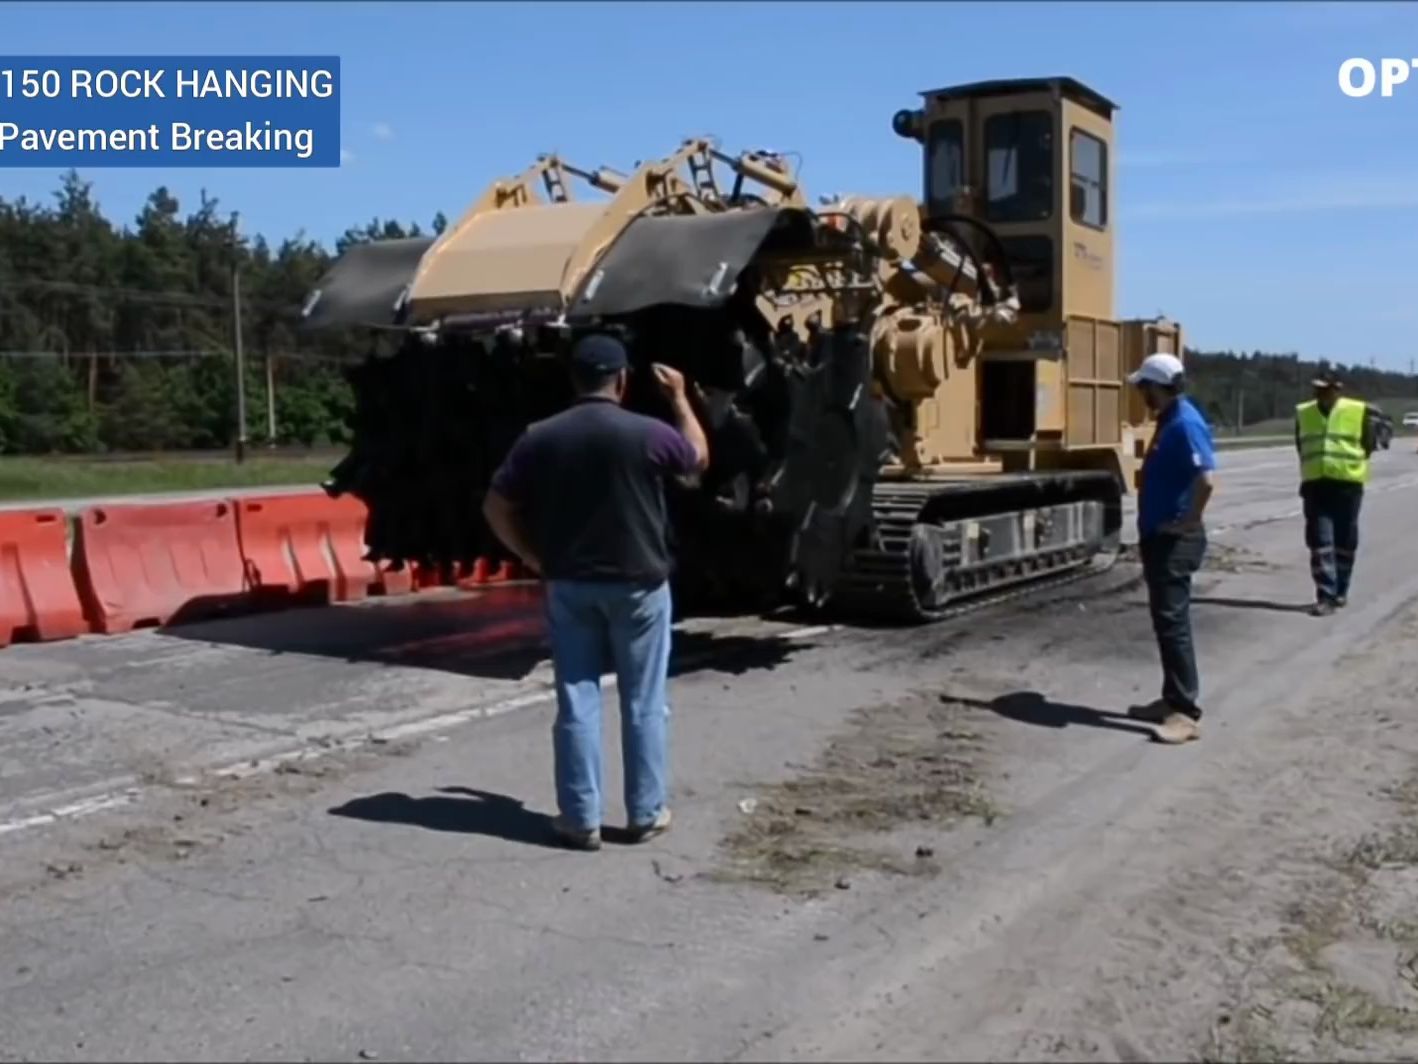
top-left (484, 334), bottom-right (708, 850)
top-left (1126, 353), bottom-right (1217, 745)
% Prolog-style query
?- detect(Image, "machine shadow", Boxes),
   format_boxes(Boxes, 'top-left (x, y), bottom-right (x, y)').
top-left (944, 690), bottom-right (1155, 737)
top-left (158, 584), bottom-right (809, 682)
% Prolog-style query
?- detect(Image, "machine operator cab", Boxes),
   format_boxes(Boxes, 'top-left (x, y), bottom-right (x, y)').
top-left (893, 76), bottom-right (1181, 472)
top-left (894, 76), bottom-right (1114, 330)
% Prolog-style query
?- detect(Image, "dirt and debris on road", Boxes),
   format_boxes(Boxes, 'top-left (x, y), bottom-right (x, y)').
top-left (725, 463), bottom-right (1418, 1064)
top-left (1199, 802), bottom-right (1418, 1063)
top-left (713, 690), bottom-right (996, 895)
top-left (1201, 540), bottom-right (1283, 574)
top-left (0, 743), bottom-right (401, 900)
top-left (1198, 609), bottom-right (1418, 1064)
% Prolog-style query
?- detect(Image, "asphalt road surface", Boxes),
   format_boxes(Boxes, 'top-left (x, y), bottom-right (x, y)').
top-left (4, 443), bottom-right (1418, 1062)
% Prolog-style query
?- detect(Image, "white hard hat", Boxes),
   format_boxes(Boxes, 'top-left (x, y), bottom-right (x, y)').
top-left (1127, 352), bottom-right (1185, 387)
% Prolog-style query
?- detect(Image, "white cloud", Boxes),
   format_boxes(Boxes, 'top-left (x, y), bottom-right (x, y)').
top-left (372, 121), bottom-right (394, 142)
top-left (340, 147), bottom-right (356, 164)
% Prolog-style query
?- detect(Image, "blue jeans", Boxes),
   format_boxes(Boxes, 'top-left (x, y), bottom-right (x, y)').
top-left (544, 579), bottom-right (673, 831)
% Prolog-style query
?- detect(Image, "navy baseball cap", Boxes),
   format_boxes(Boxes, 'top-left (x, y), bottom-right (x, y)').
top-left (571, 334), bottom-right (628, 373)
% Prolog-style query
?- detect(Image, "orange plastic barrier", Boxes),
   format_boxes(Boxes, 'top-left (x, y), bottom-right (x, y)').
top-left (381, 564), bottom-right (414, 597)
top-left (73, 499), bottom-right (249, 633)
top-left (236, 492), bottom-right (407, 604)
top-left (414, 561), bottom-right (450, 590)
top-left (412, 556), bottom-right (535, 591)
top-left (0, 508), bottom-right (88, 648)
top-left (447, 557), bottom-right (533, 590)
top-left (481, 559), bottom-right (531, 585)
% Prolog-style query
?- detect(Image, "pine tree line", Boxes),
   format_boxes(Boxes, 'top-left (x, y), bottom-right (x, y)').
top-left (0, 170), bottom-right (1413, 454)
top-left (0, 170), bottom-right (447, 454)
top-left (1184, 350), bottom-right (1418, 431)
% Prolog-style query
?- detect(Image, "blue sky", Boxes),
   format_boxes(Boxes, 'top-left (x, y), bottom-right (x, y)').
top-left (3, 0), bottom-right (1417, 369)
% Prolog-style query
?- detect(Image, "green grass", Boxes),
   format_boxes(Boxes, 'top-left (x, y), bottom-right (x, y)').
top-left (0, 411), bottom-right (1406, 505)
top-left (0, 452), bottom-right (338, 503)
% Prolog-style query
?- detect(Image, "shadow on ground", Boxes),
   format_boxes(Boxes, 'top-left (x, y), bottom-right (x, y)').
top-left (160, 584), bottom-right (811, 682)
top-left (943, 690), bottom-right (1156, 737)
top-left (328, 786), bottom-right (561, 847)
top-left (328, 785), bottom-right (648, 847)
top-left (1195, 595), bottom-right (1312, 615)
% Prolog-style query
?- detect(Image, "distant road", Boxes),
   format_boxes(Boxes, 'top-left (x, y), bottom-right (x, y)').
top-left (1216, 434), bottom-right (1290, 448)
top-left (27, 446), bottom-right (344, 466)
top-left (0, 482), bottom-right (323, 514)
top-left (0, 443), bottom-right (1308, 514)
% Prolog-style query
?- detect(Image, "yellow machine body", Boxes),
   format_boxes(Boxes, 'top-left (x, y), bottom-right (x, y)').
top-left (313, 74), bottom-right (1180, 623)
top-left (886, 76), bottom-right (1182, 493)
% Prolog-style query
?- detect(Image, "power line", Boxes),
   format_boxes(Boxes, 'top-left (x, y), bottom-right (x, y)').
top-left (0, 349), bottom-right (356, 364)
top-left (1, 277), bottom-right (309, 316)
top-left (0, 349), bottom-right (224, 359)
top-left (4, 278), bottom-right (228, 309)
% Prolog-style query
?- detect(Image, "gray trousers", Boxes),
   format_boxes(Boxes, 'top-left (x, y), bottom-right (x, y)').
top-left (1139, 527), bottom-right (1207, 719)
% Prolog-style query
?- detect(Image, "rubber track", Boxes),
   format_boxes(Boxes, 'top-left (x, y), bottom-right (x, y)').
top-left (829, 481), bottom-right (1121, 625)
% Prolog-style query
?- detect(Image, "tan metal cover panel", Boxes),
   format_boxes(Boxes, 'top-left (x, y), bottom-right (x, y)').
top-left (407, 202), bottom-right (606, 317)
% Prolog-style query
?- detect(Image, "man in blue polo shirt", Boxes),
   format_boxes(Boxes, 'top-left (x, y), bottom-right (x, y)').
top-left (1126, 352), bottom-right (1217, 745)
top-left (483, 334), bottom-right (709, 850)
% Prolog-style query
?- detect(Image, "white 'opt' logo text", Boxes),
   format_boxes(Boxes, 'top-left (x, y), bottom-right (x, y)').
top-left (1338, 58), bottom-right (1418, 97)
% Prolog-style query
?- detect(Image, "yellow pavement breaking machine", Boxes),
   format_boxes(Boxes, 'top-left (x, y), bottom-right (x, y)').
top-left (307, 76), bottom-right (1183, 622)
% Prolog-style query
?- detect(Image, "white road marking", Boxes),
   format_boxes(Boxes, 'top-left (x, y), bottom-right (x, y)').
top-left (0, 622), bottom-right (837, 840)
top-left (1233, 460), bottom-right (1294, 473)
top-left (0, 790), bottom-right (141, 838)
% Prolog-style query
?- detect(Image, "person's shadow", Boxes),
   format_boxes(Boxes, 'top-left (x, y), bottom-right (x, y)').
top-left (944, 691), bottom-right (1156, 737)
top-left (1194, 596), bottom-right (1311, 614)
top-left (328, 786), bottom-right (644, 848)
top-left (329, 787), bottom-right (561, 847)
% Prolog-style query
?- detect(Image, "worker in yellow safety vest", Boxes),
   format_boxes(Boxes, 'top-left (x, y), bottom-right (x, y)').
top-left (1294, 369), bottom-right (1379, 617)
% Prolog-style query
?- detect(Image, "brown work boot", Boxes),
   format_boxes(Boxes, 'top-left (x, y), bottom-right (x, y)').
top-left (1154, 712), bottom-right (1201, 745)
top-left (1127, 698), bottom-right (1171, 724)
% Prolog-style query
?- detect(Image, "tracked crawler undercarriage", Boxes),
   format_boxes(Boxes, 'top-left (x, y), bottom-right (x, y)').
top-left (305, 77), bottom-right (1174, 624)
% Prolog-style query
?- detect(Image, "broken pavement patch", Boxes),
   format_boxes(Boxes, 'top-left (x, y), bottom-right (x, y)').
top-left (709, 691), bottom-right (997, 895)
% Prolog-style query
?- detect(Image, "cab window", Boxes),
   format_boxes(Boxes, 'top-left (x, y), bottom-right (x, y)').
top-left (984, 111), bottom-right (1053, 223)
top-left (1069, 128), bottom-right (1107, 230)
top-left (999, 234), bottom-right (1053, 314)
top-left (926, 120), bottom-right (964, 211)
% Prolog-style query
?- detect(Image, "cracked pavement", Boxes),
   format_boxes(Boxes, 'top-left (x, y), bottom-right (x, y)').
top-left (3, 444), bottom-right (1418, 1061)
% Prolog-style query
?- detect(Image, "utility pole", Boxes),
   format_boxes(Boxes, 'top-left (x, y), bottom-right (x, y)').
top-left (231, 212), bottom-right (248, 464)
top-left (265, 354), bottom-right (277, 447)
top-left (1236, 386), bottom-right (1244, 436)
